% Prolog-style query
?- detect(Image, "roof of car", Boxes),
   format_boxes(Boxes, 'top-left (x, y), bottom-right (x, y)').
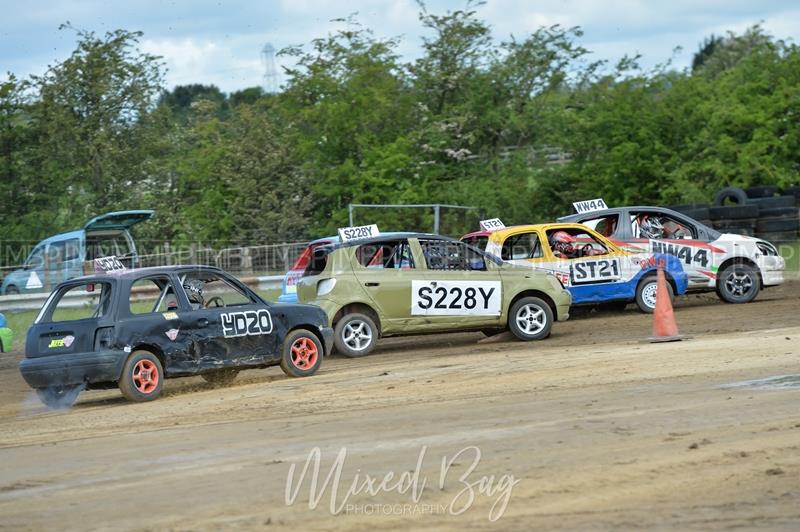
top-left (60, 265), bottom-right (227, 285)
top-left (325, 232), bottom-right (455, 250)
top-left (558, 206), bottom-right (682, 221)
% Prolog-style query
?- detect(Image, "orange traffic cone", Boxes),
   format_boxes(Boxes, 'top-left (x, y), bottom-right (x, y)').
top-left (648, 263), bottom-right (687, 343)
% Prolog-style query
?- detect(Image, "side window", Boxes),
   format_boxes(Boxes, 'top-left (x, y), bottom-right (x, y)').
top-left (580, 215), bottom-right (619, 237)
top-left (501, 232), bottom-right (543, 260)
top-left (46, 282), bottom-right (113, 322)
top-left (546, 228), bottom-right (609, 260)
top-left (180, 272), bottom-right (254, 310)
top-left (355, 240), bottom-right (415, 269)
top-left (47, 241), bottom-right (66, 263)
top-left (63, 239), bottom-right (81, 261)
top-left (461, 235), bottom-right (488, 251)
top-left (631, 213), bottom-right (696, 240)
top-left (420, 240), bottom-right (487, 271)
top-left (130, 277), bottom-right (179, 315)
top-left (26, 245), bottom-right (46, 269)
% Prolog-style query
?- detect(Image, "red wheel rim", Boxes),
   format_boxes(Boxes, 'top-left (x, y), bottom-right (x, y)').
top-left (290, 337), bottom-right (318, 370)
top-left (132, 359), bottom-right (159, 394)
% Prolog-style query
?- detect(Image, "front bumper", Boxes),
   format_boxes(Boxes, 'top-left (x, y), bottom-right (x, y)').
top-left (555, 289), bottom-right (571, 321)
top-left (19, 350), bottom-right (127, 389)
top-left (761, 256), bottom-right (786, 287)
top-left (320, 326), bottom-right (334, 356)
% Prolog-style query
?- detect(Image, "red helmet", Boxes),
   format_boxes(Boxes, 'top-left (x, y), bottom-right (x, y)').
top-left (550, 231), bottom-right (577, 257)
top-left (550, 231), bottom-right (577, 244)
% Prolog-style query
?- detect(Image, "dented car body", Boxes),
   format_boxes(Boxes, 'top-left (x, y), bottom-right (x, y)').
top-left (20, 266), bottom-right (332, 406)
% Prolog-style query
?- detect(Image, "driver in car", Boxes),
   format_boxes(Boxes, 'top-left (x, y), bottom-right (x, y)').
top-left (183, 279), bottom-right (206, 309)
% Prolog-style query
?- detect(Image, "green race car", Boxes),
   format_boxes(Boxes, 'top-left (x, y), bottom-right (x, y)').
top-left (296, 232), bottom-right (571, 357)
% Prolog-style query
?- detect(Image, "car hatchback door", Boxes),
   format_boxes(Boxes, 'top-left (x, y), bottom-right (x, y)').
top-left (411, 238), bottom-right (505, 330)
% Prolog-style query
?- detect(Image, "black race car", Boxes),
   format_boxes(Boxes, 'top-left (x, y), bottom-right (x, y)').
top-left (20, 265), bottom-right (333, 407)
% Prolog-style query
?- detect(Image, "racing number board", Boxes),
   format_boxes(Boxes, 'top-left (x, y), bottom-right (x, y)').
top-left (570, 258), bottom-right (622, 284)
top-left (411, 281), bottom-right (502, 316)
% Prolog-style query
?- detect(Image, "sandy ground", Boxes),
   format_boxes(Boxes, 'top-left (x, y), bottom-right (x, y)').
top-left (0, 283), bottom-right (799, 530)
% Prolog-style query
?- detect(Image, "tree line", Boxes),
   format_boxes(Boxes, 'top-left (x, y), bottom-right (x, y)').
top-left (1, 5), bottom-right (798, 263)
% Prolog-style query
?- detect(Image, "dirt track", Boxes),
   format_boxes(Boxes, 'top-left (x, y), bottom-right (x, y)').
top-left (0, 283), bottom-right (799, 530)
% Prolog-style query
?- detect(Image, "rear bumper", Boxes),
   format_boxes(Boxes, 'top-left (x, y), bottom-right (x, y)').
top-left (19, 350), bottom-right (127, 389)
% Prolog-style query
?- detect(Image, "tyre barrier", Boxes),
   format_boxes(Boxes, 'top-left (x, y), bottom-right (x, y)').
top-left (744, 185), bottom-right (781, 198)
top-left (668, 186), bottom-right (800, 242)
top-left (709, 204), bottom-right (759, 220)
top-left (713, 187), bottom-right (748, 206)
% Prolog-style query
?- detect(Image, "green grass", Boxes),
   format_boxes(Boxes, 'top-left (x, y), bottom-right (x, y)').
top-left (3, 287), bottom-right (284, 351)
top-left (777, 241), bottom-right (800, 273)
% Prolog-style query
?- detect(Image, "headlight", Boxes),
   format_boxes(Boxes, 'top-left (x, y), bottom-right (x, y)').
top-left (316, 278), bottom-right (337, 297)
top-left (756, 241), bottom-right (778, 256)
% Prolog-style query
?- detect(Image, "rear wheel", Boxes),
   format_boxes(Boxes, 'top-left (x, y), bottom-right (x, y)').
top-left (35, 385), bottom-right (82, 409)
top-left (119, 351), bottom-right (164, 402)
top-left (635, 275), bottom-right (674, 313)
top-left (201, 369), bottom-right (239, 386)
top-left (334, 313), bottom-right (378, 357)
top-left (280, 329), bottom-right (323, 377)
top-left (716, 263), bottom-right (760, 303)
top-left (508, 297), bottom-right (553, 341)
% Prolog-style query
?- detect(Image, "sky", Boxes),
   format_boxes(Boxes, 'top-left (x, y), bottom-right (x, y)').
top-left (1, 0), bottom-right (799, 94)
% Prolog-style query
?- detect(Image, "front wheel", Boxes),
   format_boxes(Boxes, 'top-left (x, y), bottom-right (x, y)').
top-left (35, 385), bottom-right (82, 409)
top-left (635, 275), bottom-right (674, 313)
top-left (119, 351), bottom-right (164, 402)
top-left (280, 329), bottom-right (323, 377)
top-left (508, 297), bottom-right (553, 341)
top-left (334, 313), bottom-right (378, 357)
top-left (716, 263), bottom-right (760, 304)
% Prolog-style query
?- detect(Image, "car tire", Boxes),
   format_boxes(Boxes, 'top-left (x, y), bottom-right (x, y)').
top-left (334, 313), bottom-right (378, 357)
top-left (716, 263), bottom-right (760, 304)
top-left (744, 185), bottom-right (780, 198)
top-left (714, 187), bottom-right (748, 206)
top-left (119, 350), bottom-right (164, 402)
top-left (201, 369), bottom-right (239, 385)
top-left (746, 196), bottom-right (796, 209)
top-left (709, 205), bottom-right (759, 220)
top-left (635, 274), bottom-right (674, 314)
top-left (5, 285), bottom-right (19, 295)
top-left (35, 385), bottom-right (82, 409)
top-left (508, 297), bottom-right (553, 341)
top-left (280, 329), bottom-right (323, 377)
top-left (756, 218), bottom-right (798, 233)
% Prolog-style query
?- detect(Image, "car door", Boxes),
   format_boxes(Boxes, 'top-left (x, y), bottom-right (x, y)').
top-left (539, 227), bottom-right (631, 303)
top-left (628, 210), bottom-right (719, 287)
top-left (349, 239), bottom-right (424, 334)
top-left (411, 238), bottom-right (504, 329)
top-left (177, 270), bottom-right (279, 369)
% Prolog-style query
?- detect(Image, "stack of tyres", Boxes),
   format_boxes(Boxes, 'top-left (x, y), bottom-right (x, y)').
top-left (669, 203), bottom-right (712, 226)
top-left (710, 186), bottom-right (799, 243)
top-left (708, 204), bottom-right (759, 236)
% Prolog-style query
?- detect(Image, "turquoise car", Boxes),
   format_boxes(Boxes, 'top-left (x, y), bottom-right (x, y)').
top-left (0, 313), bottom-right (12, 353)
top-left (1, 210), bottom-right (153, 295)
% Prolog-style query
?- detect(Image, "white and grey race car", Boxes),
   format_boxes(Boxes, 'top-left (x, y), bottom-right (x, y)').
top-left (559, 206), bottom-right (785, 304)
